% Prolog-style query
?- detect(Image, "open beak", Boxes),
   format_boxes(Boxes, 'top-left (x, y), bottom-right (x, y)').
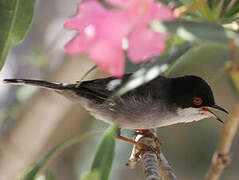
top-left (201, 105), bottom-right (228, 124)
top-left (210, 104), bottom-right (229, 114)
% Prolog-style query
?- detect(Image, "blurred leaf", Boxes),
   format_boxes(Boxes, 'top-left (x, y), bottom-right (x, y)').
top-left (224, 1), bottom-right (239, 17)
top-left (20, 167), bottom-right (35, 180)
top-left (21, 132), bottom-right (102, 180)
top-left (150, 20), bottom-right (239, 46)
top-left (124, 55), bottom-right (141, 73)
top-left (166, 42), bottom-right (233, 83)
top-left (180, 0), bottom-right (195, 5)
top-left (45, 169), bottom-right (55, 180)
top-left (0, 0), bottom-right (35, 70)
top-left (81, 170), bottom-right (101, 180)
top-left (111, 42), bottom-right (192, 99)
top-left (180, 0), bottom-right (215, 21)
top-left (91, 124), bottom-right (118, 180)
top-left (207, 0), bottom-right (219, 10)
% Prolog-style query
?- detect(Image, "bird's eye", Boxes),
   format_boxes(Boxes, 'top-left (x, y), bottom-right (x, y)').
top-left (193, 97), bottom-right (203, 106)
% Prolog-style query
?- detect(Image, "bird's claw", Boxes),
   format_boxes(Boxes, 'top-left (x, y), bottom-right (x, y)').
top-left (134, 129), bottom-right (162, 148)
top-left (135, 142), bottom-right (160, 159)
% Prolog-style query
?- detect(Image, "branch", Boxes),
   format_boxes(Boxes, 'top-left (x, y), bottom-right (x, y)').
top-left (205, 105), bottom-right (239, 180)
top-left (126, 129), bottom-right (177, 180)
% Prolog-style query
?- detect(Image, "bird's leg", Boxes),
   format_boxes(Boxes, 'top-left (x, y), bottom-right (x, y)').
top-left (116, 135), bottom-right (160, 159)
top-left (133, 129), bottom-right (161, 149)
top-left (116, 129), bottom-right (160, 159)
top-left (116, 129), bottom-right (150, 149)
top-left (116, 135), bottom-right (144, 147)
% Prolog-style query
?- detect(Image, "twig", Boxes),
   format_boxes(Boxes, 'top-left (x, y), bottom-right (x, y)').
top-left (206, 40), bottom-right (239, 179)
top-left (217, 0), bottom-right (226, 17)
top-left (229, 39), bottom-right (238, 71)
top-left (126, 129), bottom-right (177, 180)
top-left (205, 105), bottom-right (239, 180)
top-left (158, 152), bottom-right (178, 180)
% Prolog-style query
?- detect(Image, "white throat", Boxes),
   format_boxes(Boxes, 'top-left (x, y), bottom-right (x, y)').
top-left (175, 107), bottom-right (210, 124)
top-left (146, 107), bottom-right (210, 128)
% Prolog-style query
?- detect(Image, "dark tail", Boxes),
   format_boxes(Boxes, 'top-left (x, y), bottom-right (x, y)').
top-left (3, 79), bottom-right (72, 90)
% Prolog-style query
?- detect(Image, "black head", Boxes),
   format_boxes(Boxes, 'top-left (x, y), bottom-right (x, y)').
top-left (171, 75), bottom-right (214, 108)
top-left (170, 75), bottom-right (228, 122)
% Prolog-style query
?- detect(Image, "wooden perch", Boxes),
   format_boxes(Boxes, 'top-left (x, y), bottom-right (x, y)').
top-left (126, 129), bottom-right (177, 180)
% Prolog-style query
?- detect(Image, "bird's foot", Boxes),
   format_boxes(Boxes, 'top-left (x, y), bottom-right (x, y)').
top-left (116, 131), bottom-right (161, 159)
top-left (134, 129), bottom-right (161, 149)
top-left (134, 144), bottom-right (160, 160)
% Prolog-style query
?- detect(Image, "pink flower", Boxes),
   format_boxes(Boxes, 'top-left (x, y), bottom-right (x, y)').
top-left (64, 0), bottom-right (174, 77)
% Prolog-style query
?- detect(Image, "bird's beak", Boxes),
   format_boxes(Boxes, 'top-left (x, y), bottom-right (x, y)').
top-left (201, 105), bottom-right (228, 124)
top-left (210, 104), bottom-right (229, 114)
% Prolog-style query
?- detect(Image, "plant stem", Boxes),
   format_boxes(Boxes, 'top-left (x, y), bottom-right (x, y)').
top-left (205, 105), bottom-right (239, 180)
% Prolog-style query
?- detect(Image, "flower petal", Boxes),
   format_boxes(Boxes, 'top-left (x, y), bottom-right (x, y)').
top-left (98, 11), bottom-right (132, 48)
top-left (125, 0), bottom-right (175, 26)
top-left (64, 0), bottom-right (175, 77)
top-left (64, 0), bottom-right (106, 31)
top-left (64, 34), bottom-right (88, 54)
top-left (89, 41), bottom-right (124, 77)
top-left (128, 25), bottom-right (168, 62)
top-left (151, 2), bottom-right (175, 21)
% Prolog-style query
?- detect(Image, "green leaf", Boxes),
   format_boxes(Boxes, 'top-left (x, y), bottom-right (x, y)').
top-left (21, 131), bottom-right (102, 180)
top-left (110, 42), bottom-right (192, 99)
top-left (179, 0), bottom-right (195, 5)
top-left (150, 20), bottom-right (239, 46)
top-left (81, 170), bottom-right (101, 180)
top-left (222, 0), bottom-right (239, 18)
top-left (0, 0), bottom-right (35, 70)
top-left (91, 124), bottom-right (118, 180)
top-left (166, 42), bottom-right (232, 82)
top-left (45, 169), bottom-right (55, 180)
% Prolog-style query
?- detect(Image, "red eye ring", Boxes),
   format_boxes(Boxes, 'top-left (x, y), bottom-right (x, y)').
top-left (193, 97), bottom-right (203, 106)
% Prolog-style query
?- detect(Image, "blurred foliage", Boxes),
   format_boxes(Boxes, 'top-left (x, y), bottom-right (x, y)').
top-left (150, 20), bottom-right (239, 45)
top-left (20, 124), bottom-right (117, 180)
top-left (20, 132), bottom-right (103, 180)
top-left (45, 169), bottom-right (55, 180)
top-left (90, 124), bottom-right (117, 180)
top-left (81, 171), bottom-right (101, 180)
top-left (166, 42), bottom-right (231, 79)
top-left (158, 0), bottom-right (239, 23)
top-left (0, 0), bottom-right (35, 70)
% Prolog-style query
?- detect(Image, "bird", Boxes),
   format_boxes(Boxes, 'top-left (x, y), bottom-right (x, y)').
top-left (4, 74), bottom-right (228, 130)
